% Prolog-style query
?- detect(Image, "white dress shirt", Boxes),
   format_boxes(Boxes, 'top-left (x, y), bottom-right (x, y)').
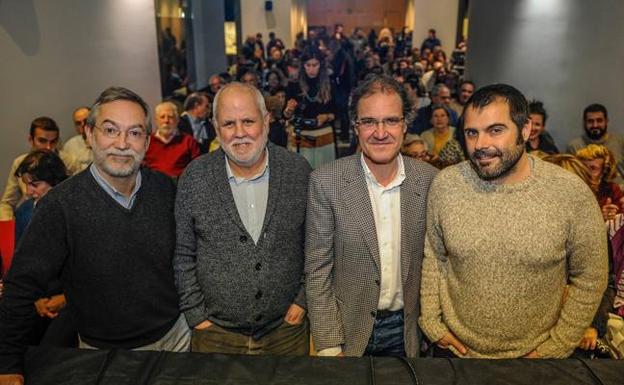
top-left (361, 153), bottom-right (405, 311)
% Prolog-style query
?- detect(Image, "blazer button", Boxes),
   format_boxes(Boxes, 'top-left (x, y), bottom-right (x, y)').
top-left (370, 311), bottom-right (376, 318)
top-left (255, 290), bottom-right (263, 299)
top-left (255, 262), bottom-right (262, 271)
top-left (375, 279), bottom-right (380, 286)
top-left (240, 235), bottom-right (247, 243)
top-left (255, 314), bottom-right (263, 321)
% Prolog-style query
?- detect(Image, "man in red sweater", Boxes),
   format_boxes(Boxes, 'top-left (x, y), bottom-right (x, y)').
top-left (144, 101), bottom-right (200, 178)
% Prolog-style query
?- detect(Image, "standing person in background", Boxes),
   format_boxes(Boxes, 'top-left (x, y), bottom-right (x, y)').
top-left (178, 92), bottom-right (213, 154)
top-left (63, 106), bottom-right (93, 171)
top-left (420, 29), bottom-right (441, 53)
top-left (284, 47), bottom-right (336, 168)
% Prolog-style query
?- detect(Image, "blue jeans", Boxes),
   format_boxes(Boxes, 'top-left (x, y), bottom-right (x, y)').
top-left (364, 310), bottom-right (405, 357)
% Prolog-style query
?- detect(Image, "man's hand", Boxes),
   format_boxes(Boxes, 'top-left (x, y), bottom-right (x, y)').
top-left (0, 374), bottom-right (24, 385)
top-left (34, 298), bottom-right (56, 318)
top-left (284, 303), bottom-right (306, 325)
top-left (194, 319), bottom-right (213, 330)
top-left (46, 294), bottom-right (66, 313)
top-left (578, 327), bottom-right (598, 350)
top-left (436, 331), bottom-right (468, 355)
top-left (523, 350), bottom-right (540, 358)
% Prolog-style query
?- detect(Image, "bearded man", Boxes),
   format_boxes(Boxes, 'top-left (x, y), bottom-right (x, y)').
top-left (0, 87), bottom-right (190, 385)
top-left (419, 84), bottom-right (608, 359)
top-left (173, 82), bottom-right (312, 355)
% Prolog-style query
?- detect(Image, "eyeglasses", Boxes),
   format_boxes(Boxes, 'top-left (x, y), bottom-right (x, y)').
top-left (356, 116), bottom-right (404, 130)
top-left (74, 119), bottom-right (87, 127)
top-left (95, 124), bottom-right (146, 141)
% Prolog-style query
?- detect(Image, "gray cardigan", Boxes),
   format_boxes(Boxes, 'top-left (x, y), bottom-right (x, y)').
top-left (174, 143), bottom-right (311, 338)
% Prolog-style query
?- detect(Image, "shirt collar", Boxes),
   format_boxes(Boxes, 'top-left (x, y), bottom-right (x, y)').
top-left (360, 152), bottom-right (406, 190)
top-left (225, 148), bottom-right (270, 184)
top-left (89, 163), bottom-right (142, 200)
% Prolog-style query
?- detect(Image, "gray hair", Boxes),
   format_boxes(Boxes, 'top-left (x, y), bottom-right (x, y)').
top-left (431, 83), bottom-right (450, 98)
top-left (86, 86), bottom-right (152, 134)
top-left (212, 82), bottom-right (268, 127)
top-left (155, 101), bottom-right (179, 119)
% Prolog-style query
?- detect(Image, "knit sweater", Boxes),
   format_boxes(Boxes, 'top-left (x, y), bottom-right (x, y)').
top-left (419, 156), bottom-right (608, 358)
top-left (0, 168), bottom-right (180, 373)
top-left (174, 144), bottom-right (311, 338)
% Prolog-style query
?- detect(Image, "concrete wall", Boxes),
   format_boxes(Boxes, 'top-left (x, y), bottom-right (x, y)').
top-left (411, 0), bottom-right (459, 55)
top-left (466, 0), bottom-right (624, 148)
top-left (189, 0), bottom-right (227, 89)
top-left (0, 0), bottom-right (161, 191)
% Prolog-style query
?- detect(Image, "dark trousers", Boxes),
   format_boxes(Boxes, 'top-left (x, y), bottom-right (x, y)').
top-left (364, 309), bottom-right (405, 357)
top-left (432, 344), bottom-right (460, 358)
top-left (191, 318), bottom-right (309, 356)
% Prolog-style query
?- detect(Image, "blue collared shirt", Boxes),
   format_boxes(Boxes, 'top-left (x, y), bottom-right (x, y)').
top-left (225, 150), bottom-right (270, 244)
top-left (89, 164), bottom-right (142, 209)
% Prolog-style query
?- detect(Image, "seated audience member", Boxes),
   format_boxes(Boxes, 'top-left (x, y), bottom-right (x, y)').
top-left (410, 84), bottom-right (458, 135)
top-left (63, 106), bottom-right (93, 171)
top-left (449, 80), bottom-right (475, 116)
top-left (401, 135), bottom-right (431, 162)
top-left (543, 153), bottom-right (617, 358)
top-left (144, 101), bottom-right (200, 178)
top-left (576, 144), bottom-right (624, 221)
top-left (265, 88), bottom-right (288, 147)
top-left (0, 87), bottom-right (190, 385)
top-left (420, 104), bottom-right (455, 158)
top-left (13, 150), bottom-right (74, 348)
top-left (526, 100), bottom-right (559, 154)
top-left (179, 92), bottom-right (213, 154)
top-left (239, 69), bottom-right (261, 89)
top-left (568, 103), bottom-right (624, 184)
top-left (13, 150), bottom-right (68, 242)
top-left (0, 117), bottom-right (79, 221)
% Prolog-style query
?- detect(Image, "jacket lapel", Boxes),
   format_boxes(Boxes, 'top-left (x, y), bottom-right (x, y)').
top-left (343, 156), bottom-right (381, 272)
top-left (400, 161), bottom-right (422, 287)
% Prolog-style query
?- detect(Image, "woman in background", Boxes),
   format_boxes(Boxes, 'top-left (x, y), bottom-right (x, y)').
top-left (284, 46), bottom-right (336, 168)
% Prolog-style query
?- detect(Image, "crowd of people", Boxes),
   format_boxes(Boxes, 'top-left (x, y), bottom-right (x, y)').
top-left (0, 25), bottom-right (623, 384)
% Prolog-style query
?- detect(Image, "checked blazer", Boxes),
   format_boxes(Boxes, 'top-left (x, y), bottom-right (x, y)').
top-left (304, 154), bottom-right (438, 357)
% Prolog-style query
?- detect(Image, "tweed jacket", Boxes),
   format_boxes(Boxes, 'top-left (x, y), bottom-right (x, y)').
top-left (305, 154), bottom-right (437, 357)
top-left (174, 143), bottom-right (311, 338)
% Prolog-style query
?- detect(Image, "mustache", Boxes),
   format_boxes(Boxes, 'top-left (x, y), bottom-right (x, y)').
top-left (230, 138), bottom-right (255, 146)
top-left (471, 148), bottom-right (502, 159)
top-left (105, 148), bottom-right (141, 158)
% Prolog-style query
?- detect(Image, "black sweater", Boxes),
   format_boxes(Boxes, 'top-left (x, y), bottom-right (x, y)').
top-left (0, 168), bottom-right (180, 373)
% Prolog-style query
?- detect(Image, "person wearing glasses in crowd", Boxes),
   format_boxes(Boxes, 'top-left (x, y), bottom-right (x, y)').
top-left (63, 106), bottom-right (93, 171)
top-left (0, 87), bottom-right (190, 385)
top-left (305, 75), bottom-right (437, 357)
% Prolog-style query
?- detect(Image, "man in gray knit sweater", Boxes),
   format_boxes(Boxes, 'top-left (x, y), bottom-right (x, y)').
top-left (174, 83), bottom-right (311, 355)
top-left (419, 84), bottom-right (608, 358)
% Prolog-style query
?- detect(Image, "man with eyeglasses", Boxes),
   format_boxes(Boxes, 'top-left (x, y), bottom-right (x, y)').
top-left (305, 75), bottom-right (438, 357)
top-left (63, 106), bottom-right (93, 171)
top-left (0, 87), bottom-right (189, 385)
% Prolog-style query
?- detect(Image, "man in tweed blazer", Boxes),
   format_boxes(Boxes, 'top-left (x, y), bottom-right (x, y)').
top-left (174, 83), bottom-right (312, 355)
top-left (305, 75), bottom-right (438, 357)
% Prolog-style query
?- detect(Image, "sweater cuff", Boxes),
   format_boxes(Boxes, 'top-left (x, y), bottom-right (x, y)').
top-left (418, 317), bottom-right (449, 344)
top-left (183, 305), bottom-right (207, 329)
